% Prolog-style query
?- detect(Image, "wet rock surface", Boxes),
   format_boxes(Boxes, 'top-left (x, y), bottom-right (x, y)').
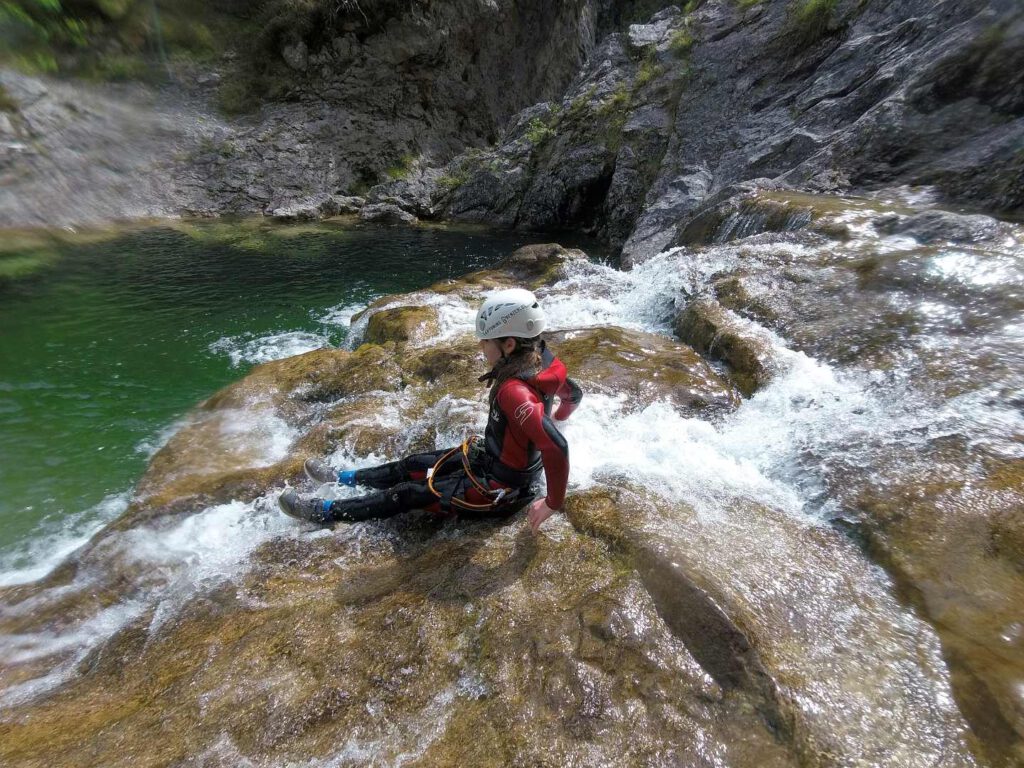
top-left (0, 239), bottom-right (992, 766)
top-left (659, 191), bottom-right (1024, 765)
top-left (550, 326), bottom-right (742, 413)
top-left (0, 71), bottom-right (198, 229)
top-left (673, 298), bottom-right (778, 397)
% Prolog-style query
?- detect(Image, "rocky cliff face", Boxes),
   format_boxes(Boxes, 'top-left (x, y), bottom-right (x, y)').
top-left (2, 1), bottom-right (1020, 234)
top-left (0, 0), bottom-right (607, 226)
top-left (181, 0), bottom-right (612, 215)
top-left (399, 0), bottom-right (1023, 262)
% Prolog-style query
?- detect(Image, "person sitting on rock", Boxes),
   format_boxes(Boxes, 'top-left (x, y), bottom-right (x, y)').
top-left (279, 288), bottom-right (583, 533)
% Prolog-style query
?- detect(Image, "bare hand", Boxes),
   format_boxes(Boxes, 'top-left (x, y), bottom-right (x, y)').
top-left (527, 498), bottom-right (557, 534)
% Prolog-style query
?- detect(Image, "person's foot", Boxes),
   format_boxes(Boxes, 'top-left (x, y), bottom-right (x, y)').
top-left (304, 458), bottom-right (338, 484)
top-left (279, 489), bottom-right (331, 524)
top-left (304, 458), bottom-right (358, 486)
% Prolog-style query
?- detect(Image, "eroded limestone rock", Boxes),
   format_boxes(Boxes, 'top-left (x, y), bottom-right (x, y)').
top-left (550, 326), bottom-right (741, 414)
top-left (364, 305), bottom-right (440, 346)
top-left (359, 203), bottom-right (418, 225)
top-left (674, 298), bottom-right (777, 397)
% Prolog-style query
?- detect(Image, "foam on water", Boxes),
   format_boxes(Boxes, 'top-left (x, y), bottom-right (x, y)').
top-left (344, 291), bottom-right (479, 349)
top-left (315, 300), bottom-right (372, 329)
top-left (0, 494), bottom-right (314, 706)
top-left (542, 254), bottom-right (691, 333)
top-left (560, 345), bottom-right (878, 523)
top-left (318, 685), bottom-right (457, 767)
top-left (134, 418), bottom-right (185, 459)
top-left (209, 331), bottom-right (333, 367)
top-left (929, 249), bottom-right (1023, 287)
top-left (0, 491), bottom-right (131, 587)
top-left (216, 407), bottom-right (298, 467)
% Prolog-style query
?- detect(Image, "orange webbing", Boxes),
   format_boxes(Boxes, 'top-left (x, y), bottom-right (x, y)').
top-left (427, 437), bottom-right (507, 511)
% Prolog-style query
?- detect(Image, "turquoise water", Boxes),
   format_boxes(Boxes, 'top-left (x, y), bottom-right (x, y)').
top-left (0, 220), bottom-right (592, 580)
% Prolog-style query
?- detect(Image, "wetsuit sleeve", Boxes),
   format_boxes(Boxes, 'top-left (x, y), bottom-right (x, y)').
top-left (553, 377), bottom-right (584, 421)
top-left (498, 382), bottom-right (570, 510)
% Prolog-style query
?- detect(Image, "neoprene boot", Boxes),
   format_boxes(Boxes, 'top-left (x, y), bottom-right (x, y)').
top-left (304, 458), bottom-right (357, 486)
top-left (328, 489), bottom-right (405, 523)
top-left (278, 490), bottom-right (332, 524)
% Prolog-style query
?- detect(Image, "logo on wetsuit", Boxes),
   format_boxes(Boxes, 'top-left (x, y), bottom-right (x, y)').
top-left (513, 401), bottom-right (534, 425)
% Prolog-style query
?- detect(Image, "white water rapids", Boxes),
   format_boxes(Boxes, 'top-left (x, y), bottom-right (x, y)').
top-left (1, 194), bottom-right (1022, 765)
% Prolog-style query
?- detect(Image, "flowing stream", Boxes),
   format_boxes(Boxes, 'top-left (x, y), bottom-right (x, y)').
top-left (0, 220), bottom-right (597, 584)
top-left (0, 195), bottom-right (1022, 766)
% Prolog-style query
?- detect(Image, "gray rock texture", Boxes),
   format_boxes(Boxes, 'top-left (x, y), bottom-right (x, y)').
top-left (2, 0), bottom-right (609, 227)
top-left (177, 0), bottom-right (608, 217)
top-left (414, 0), bottom-right (1024, 264)
top-left (359, 202), bottom-right (418, 225)
top-left (2, 0), bottom-right (1021, 253)
top-left (0, 71), bottom-right (197, 228)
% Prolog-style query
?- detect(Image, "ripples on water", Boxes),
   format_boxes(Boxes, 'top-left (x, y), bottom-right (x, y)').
top-left (0, 201), bottom-right (1021, 763)
top-left (0, 221), bottom-right (597, 582)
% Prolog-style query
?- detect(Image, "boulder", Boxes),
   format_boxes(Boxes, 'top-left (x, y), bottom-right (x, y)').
top-left (330, 194), bottom-right (365, 214)
top-left (565, 484), bottom-right (978, 766)
top-left (873, 209), bottom-right (1005, 244)
top-left (359, 203), bottom-right (418, 225)
top-left (850, 454), bottom-right (1024, 759)
top-left (674, 299), bottom-right (777, 397)
top-left (496, 242), bottom-right (588, 287)
top-left (363, 305), bottom-right (440, 346)
top-left (549, 326), bottom-right (741, 414)
top-left (268, 193), bottom-right (341, 221)
top-left (281, 40), bottom-right (309, 72)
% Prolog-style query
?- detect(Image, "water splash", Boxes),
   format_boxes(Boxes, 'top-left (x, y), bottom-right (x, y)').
top-left (209, 331), bottom-right (333, 367)
top-left (0, 491), bottom-right (131, 587)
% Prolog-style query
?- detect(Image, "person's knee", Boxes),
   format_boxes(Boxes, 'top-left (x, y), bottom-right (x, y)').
top-left (389, 481), bottom-right (424, 507)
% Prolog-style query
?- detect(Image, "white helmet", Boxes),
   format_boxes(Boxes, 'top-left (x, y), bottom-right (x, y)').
top-left (475, 288), bottom-right (547, 340)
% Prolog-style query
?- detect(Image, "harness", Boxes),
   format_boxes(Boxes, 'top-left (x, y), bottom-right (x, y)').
top-left (426, 436), bottom-right (534, 513)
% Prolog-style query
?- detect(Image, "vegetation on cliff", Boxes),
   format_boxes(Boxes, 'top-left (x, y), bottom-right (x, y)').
top-left (0, 0), bottom-right (237, 78)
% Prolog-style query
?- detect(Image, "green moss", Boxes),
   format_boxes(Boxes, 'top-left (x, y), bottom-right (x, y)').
top-left (0, 0), bottom-right (88, 72)
top-left (82, 51), bottom-right (150, 81)
top-left (0, 248), bottom-right (61, 281)
top-left (524, 116), bottom-right (555, 145)
top-left (0, 84), bottom-right (18, 113)
top-left (668, 28), bottom-right (694, 58)
top-left (218, 64), bottom-right (297, 115)
top-left (634, 56), bottom-right (663, 88)
top-left (216, 77), bottom-right (255, 115)
top-left (161, 16), bottom-right (218, 59)
top-left (783, 0), bottom-right (840, 49)
top-left (598, 83), bottom-right (631, 117)
top-left (596, 83), bottom-right (631, 152)
top-left (735, 0), bottom-right (761, 8)
top-left (563, 85), bottom-right (597, 126)
top-left (2, 0), bottom-right (243, 82)
top-left (437, 157), bottom-right (479, 194)
top-left (436, 173), bottom-right (466, 194)
top-left (385, 153), bottom-right (416, 181)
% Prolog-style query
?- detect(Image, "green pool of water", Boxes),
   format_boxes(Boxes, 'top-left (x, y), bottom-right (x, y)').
top-left (0, 219), bottom-right (594, 578)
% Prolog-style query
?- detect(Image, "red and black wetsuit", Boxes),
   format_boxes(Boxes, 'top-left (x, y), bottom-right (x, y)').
top-left (325, 343), bottom-right (582, 522)
top-left (482, 341), bottom-right (580, 510)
